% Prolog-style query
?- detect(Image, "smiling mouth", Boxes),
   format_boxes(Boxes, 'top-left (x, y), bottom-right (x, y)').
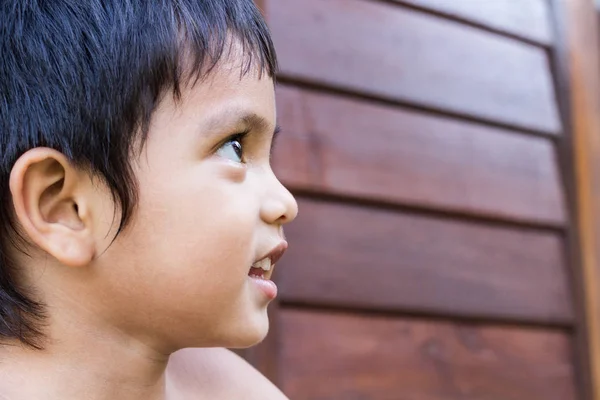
top-left (248, 257), bottom-right (273, 280)
top-left (248, 241), bottom-right (288, 281)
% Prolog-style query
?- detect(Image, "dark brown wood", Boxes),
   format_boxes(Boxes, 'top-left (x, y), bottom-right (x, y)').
top-left (277, 198), bottom-right (574, 325)
top-left (278, 309), bottom-right (577, 400)
top-left (264, 0), bottom-right (561, 134)
top-left (274, 85), bottom-right (567, 227)
top-left (395, 0), bottom-right (553, 46)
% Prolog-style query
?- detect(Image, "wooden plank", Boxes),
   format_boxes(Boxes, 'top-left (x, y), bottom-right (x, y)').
top-left (278, 309), bottom-right (578, 400)
top-left (264, 0), bottom-right (561, 134)
top-left (274, 85), bottom-right (567, 227)
top-left (277, 198), bottom-right (574, 324)
top-left (397, 0), bottom-right (553, 46)
top-left (562, 0), bottom-right (600, 398)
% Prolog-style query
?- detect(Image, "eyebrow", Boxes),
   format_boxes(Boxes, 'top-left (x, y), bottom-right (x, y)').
top-left (203, 109), bottom-right (281, 147)
top-left (240, 112), bottom-right (270, 133)
top-left (244, 114), bottom-right (282, 148)
top-left (204, 109), bottom-right (273, 134)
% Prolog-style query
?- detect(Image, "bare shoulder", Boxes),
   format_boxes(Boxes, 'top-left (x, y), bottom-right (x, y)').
top-left (166, 347), bottom-right (289, 400)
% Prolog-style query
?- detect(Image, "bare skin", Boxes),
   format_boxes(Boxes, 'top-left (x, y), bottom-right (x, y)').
top-left (0, 347), bottom-right (286, 399)
top-left (0, 44), bottom-right (296, 399)
top-left (167, 348), bottom-right (287, 399)
top-left (0, 347), bottom-right (287, 400)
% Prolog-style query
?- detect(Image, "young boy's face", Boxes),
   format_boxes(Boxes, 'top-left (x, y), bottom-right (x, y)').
top-left (82, 51), bottom-right (298, 351)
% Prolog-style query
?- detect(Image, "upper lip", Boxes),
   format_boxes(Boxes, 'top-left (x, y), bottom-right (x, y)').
top-left (256, 241), bottom-right (288, 266)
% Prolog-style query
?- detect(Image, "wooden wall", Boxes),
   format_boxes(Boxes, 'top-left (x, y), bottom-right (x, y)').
top-left (249, 0), bottom-right (587, 398)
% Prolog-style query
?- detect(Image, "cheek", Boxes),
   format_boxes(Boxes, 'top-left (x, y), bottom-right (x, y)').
top-left (130, 167), bottom-right (258, 292)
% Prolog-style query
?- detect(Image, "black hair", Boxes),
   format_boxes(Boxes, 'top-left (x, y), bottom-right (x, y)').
top-left (0, 0), bottom-right (277, 348)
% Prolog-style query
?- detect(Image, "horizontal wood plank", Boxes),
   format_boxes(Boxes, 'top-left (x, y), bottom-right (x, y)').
top-left (265, 0), bottom-right (561, 134)
top-left (273, 86), bottom-right (567, 226)
top-left (278, 309), bottom-right (577, 400)
top-left (276, 198), bottom-right (574, 324)
top-left (396, 0), bottom-right (553, 45)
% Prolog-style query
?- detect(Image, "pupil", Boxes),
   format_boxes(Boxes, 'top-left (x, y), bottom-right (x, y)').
top-left (233, 141), bottom-right (243, 159)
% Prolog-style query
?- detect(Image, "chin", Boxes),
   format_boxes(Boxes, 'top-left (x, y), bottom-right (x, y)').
top-left (226, 310), bottom-right (271, 349)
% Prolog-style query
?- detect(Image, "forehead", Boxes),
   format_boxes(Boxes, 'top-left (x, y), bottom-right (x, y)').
top-left (175, 41), bottom-right (277, 122)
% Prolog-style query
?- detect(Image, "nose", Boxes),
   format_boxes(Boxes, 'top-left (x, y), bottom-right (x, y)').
top-left (260, 170), bottom-right (298, 225)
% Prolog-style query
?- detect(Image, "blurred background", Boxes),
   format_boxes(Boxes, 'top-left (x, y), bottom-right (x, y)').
top-left (242, 0), bottom-right (600, 399)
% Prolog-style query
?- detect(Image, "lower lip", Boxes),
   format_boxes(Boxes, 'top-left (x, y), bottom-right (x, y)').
top-left (249, 276), bottom-right (278, 300)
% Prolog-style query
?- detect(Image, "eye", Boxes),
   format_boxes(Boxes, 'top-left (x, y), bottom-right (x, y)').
top-left (216, 134), bottom-right (245, 163)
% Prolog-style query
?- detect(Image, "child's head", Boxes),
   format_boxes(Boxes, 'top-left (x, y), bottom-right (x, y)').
top-left (0, 0), bottom-right (297, 352)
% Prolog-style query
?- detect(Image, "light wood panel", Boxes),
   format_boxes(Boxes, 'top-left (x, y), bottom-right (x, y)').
top-left (563, 0), bottom-right (600, 398)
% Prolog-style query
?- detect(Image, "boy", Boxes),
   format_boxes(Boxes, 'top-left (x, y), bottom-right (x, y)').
top-left (0, 1), bottom-right (297, 399)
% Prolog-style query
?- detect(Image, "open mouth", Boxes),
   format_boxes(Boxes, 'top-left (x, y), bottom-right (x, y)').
top-left (248, 241), bottom-right (288, 281)
top-left (248, 257), bottom-right (273, 280)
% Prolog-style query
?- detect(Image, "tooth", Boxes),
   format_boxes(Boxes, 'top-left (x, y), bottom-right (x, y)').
top-left (259, 258), bottom-right (271, 271)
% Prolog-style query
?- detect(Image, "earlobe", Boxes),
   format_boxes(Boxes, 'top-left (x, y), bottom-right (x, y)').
top-left (9, 148), bottom-right (96, 268)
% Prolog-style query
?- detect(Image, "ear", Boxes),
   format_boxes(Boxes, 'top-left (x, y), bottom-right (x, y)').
top-left (9, 148), bottom-right (96, 267)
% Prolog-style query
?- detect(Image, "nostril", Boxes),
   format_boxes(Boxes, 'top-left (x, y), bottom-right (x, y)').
top-left (260, 198), bottom-right (290, 224)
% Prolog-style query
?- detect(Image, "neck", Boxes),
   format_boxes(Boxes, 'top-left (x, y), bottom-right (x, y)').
top-left (0, 292), bottom-right (172, 400)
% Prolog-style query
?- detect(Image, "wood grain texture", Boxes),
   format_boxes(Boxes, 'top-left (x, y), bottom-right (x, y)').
top-left (396, 0), bottom-right (552, 45)
top-left (278, 309), bottom-right (577, 400)
top-left (562, 0), bottom-right (600, 397)
top-left (277, 198), bottom-right (574, 324)
top-left (273, 85), bottom-right (567, 227)
top-left (264, 0), bottom-right (561, 134)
